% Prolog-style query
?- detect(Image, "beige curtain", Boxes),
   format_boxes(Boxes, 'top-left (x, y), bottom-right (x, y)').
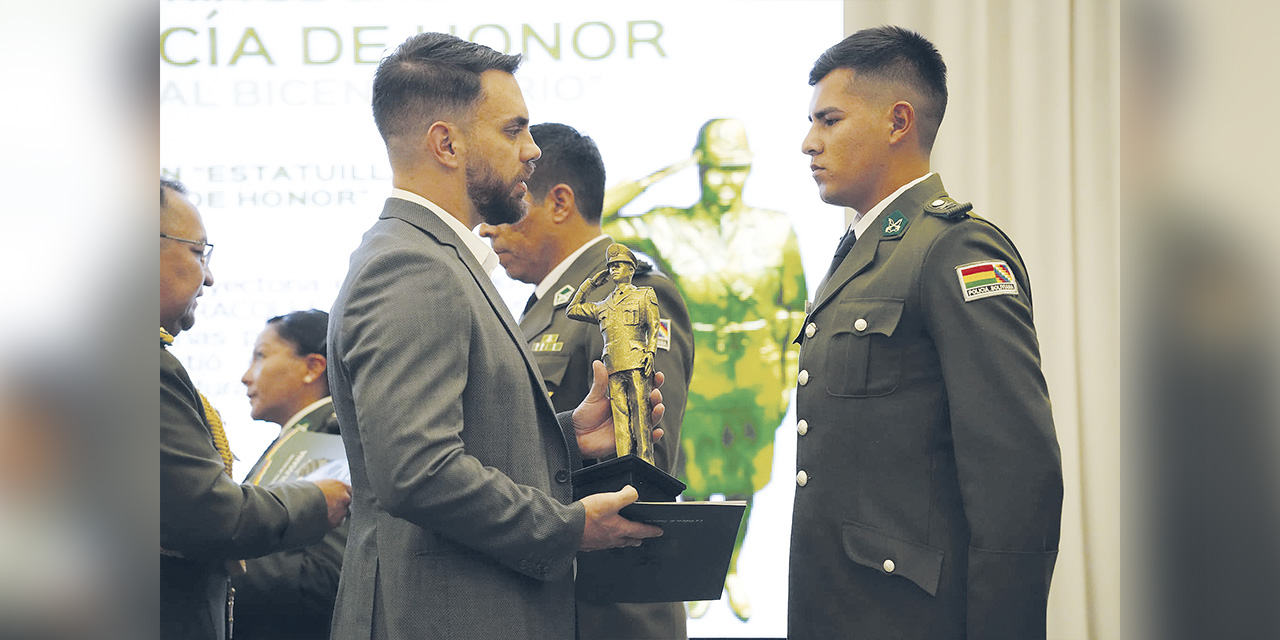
top-left (839, 2), bottom-right (1119, 638)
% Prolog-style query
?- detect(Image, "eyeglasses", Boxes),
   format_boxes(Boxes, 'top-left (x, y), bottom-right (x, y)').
top-left (160, 233), bottom-right (214, 265)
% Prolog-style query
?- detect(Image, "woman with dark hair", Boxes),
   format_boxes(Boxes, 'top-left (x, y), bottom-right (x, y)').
top-left (242, 309), bottom-right (334, 431)
top-left (234, 309), bottom-right (344, 640)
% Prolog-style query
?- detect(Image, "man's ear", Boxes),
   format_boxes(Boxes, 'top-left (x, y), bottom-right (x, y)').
top-left (887, 101), bottom-right (916, 146)
top-left (426, 121), bottom-right (462, 168)
top-left (548, 183), bottom-right (578, 223)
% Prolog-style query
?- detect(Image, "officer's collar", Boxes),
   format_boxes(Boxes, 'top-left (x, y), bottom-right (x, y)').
top-left (851, 172), bottom-right (935, 241)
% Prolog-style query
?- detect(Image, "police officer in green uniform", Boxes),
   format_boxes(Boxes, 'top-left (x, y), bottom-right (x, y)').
top-left (479, 123), bottom-right (694, 639)
top-left (603, 118), bottom-right (808, 620)
top-left (789, 27), bottom-right (1064, 639)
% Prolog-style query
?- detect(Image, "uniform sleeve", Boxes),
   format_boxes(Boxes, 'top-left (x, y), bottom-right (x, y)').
top-left (565, 298), bottom-right (600, 324)
top-left (160, 351), bottom-right (330, 561)
top-left (337, 247), bottom-right (585, 581)
top-left (919, 221), bottom-right (1064, 638)
top-left (648, 277), bottom-right (695, 475)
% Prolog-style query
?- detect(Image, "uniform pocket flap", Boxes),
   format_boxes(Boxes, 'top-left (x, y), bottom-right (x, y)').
top-left (832, 298), bottom-right (905, 337)
top-left (533, 353), bottom-right (571, 392)
top-left (841, 520), bottom-right (944, 596)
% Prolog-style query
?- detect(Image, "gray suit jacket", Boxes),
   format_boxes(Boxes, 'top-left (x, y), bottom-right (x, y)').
top-left (519, 238), bottom-right (693, 639)
top-left (328, 197), bottom-right (587, 640)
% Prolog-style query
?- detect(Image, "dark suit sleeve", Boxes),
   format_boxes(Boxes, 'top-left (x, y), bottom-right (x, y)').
top-left (645, 275), bottom-right (694, 475)
top-left (919, 222), bottom-right (1064, 639)
top-left (337, 247), bottom-right (585, 580)
top-left (160, 350), bottom-right (331, 561)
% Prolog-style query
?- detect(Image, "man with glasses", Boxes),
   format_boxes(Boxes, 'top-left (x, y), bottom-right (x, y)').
top-left (160, 177), bottom-right (352, 640)
top-left (159, 233), bottom-right (214, 263)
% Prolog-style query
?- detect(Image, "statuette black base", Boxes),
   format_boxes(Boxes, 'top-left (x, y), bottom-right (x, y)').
top-left (572, 454), bottom-right (686, 502)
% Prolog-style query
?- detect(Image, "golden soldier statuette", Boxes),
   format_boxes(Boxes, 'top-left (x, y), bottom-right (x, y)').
top-left (566, 243), bottom-right (661, 465)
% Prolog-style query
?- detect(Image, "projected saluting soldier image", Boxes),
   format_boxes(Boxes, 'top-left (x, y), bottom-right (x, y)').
top-left (604, 118), bottom-right (808, 620)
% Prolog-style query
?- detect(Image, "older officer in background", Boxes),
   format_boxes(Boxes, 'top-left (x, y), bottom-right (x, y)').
top-left (789, 27), bottom-right (1063, 639)
top-left (479, 122), bottom-right (693, 639)
top-left (161, 178), bottom-right (350, 640)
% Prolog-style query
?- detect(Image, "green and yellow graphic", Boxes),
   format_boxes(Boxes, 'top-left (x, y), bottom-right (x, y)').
top-left (603, 118), bottom-right (808, 621)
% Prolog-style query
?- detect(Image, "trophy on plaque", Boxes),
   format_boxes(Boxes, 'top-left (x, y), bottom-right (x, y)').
top-left (565, 243), bottom-right (686, 502)
top-left (567, 243), bottom-right (745, 604)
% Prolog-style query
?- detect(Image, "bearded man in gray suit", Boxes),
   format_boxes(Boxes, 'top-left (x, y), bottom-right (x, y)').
top-left (328, 33), bottom-right (667, 640)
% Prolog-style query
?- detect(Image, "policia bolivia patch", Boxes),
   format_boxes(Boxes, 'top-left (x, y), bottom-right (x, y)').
top-left (955, 260), bottom-right (1018, 301)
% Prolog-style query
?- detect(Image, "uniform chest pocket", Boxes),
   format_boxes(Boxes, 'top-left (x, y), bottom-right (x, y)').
top-left (824, 298), bottom-right (905, 398)
top-left (533, 353), bottom-right (570, 396)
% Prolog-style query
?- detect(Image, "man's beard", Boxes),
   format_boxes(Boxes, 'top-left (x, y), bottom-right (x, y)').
top-left (467, 159), bottom-right (528, 226)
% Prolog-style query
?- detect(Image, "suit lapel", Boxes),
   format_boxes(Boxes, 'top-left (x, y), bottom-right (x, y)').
top-left (380, 199), bottom-right (560, 417)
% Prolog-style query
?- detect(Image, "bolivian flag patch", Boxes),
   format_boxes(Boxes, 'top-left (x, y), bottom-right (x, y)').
top-left (955, 260), bottom-right (1018, 302)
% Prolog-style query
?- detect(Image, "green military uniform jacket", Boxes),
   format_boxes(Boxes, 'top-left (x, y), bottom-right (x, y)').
top-left (232, 398), bottom-right (347, 640)
top-left (788, 175), bottom-right (1063, 639)
top-left (518, 237), bottom-right (694, 639)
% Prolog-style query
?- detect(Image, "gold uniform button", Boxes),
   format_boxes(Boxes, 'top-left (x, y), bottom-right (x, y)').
top-left (883, 559), bottom-right (896, 573)
top-left (797, 419), bottom-right (809, 436)
top-left (796, 470), bottom-right (809, 487)
top-left (805, 323), bottom-right (817, 338)
top-left (798, 369), bottom-right (810, 386)
top-left (854, 318), bottom-right (868, 332)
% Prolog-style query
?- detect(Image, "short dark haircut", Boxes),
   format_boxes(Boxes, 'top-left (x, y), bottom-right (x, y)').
top-left (371, 32), bottom-right (523, 141)
top-left (527, 123), bottom-right (607, 223)
top-left (809, 26), bottom-right (948, 152)
top-left (160, 177), bottom-right (186, 209)
top-left (267, 309), bottom-right (329, 357)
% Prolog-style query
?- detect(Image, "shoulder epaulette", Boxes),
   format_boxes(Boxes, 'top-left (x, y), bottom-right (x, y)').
top-left (924, 196), bottom-right (974, 220)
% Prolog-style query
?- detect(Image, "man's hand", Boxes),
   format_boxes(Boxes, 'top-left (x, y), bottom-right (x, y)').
top-left (641, 353), bottom-right (655, 379)
top-left (572, 360), bottom-right (665, 459)
top-left (591, 269), bottom-right (610, 287)
top-left (579, 485), bottom-right (663, 551)
top-left (313, 479), bottom-right (352, 528)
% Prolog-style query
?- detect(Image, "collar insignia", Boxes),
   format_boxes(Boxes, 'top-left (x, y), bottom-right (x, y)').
top-left (882, 210), bottom-right (908, 238)
top-left (553, 285), bottom-right (575, 307)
